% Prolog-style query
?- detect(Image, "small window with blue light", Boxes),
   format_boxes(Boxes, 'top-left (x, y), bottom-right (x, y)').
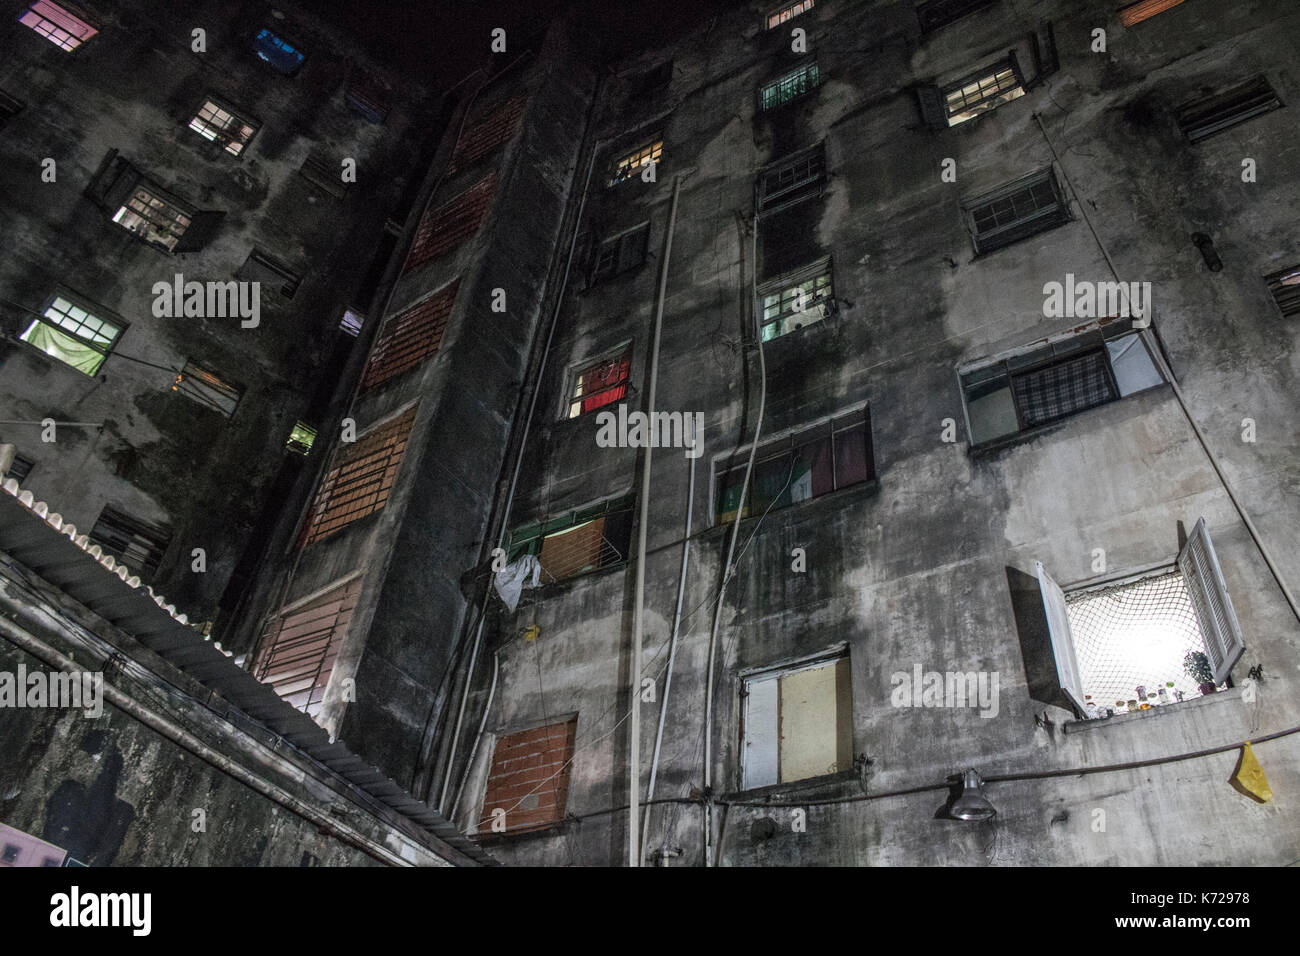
top-left (254, 28), bottom-right (305, 74)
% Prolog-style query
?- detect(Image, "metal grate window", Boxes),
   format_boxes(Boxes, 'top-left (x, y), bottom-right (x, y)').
top-left (188, 99), bottom-right (258, 156)
top-left (111, 187), bottom-right (193, 252)
top-left (255, 576), bottom-right (361, 719)
top-left (172, 359), bottom-right (241, 418)
top-left (761, 62), bottom-right (820, 112)
top-left (591, 223), bottom-right (650, 284)
top-left (1177, 75), bottom-right (1282, 142)
top-left (566, 347), bottom-right (632, 419)
top-left (757, 144), bottom-right (825, 213)
top-left (1119, 0), bottom-right (1186, 27)
top-left (1264, 263), bottom-right (1300, 318)
top-left (607, 138), bottom-right (663, 187)
top-left (759, 263), bottom-right (834, 341)
top-left (88, 506), bottom-right (172, 579)
top-left (943, 60), bottom-right (1025, 126)
top-left (480, 717), bottom-right (577, 834)
top-left (18, 1), bottom-right (97, 51)
top-left (964, 167), bottom-right (1069, 254)
top-left (361, 282), bottom-right (459, 391)
top-left (448, 96), bottom-right (526, 174)
top-left (766, 0), bottom-right (815, 29)
top-left (404, 175), bottom-right (496, 270)
top-left (299, 407), bottom-right (417, 547)
top-left (508, 497), bottom-right (635, 584)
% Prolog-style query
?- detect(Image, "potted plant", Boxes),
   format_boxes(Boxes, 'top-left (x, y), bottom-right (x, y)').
top-left (1184, 651), bottom-right (1217, 696)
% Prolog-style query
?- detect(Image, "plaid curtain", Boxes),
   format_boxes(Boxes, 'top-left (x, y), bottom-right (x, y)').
top-left (1012, 350), bottom-right (1115, 428)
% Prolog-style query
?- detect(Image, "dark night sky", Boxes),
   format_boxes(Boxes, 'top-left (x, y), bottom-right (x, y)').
top-left (308, 0), bottom-right (742, 88)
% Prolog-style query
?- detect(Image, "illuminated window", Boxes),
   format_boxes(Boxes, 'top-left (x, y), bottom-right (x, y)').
top-left (565, 346), bottom-right (632, 419)
top-left (286, 422), bottom-right (317, 456)
top-left (88, 507), bottom-right (172, 579)
top-left (172, 360), bottom-right (241, 418)
top-left (18, 1), bottom-right (97, 51)
top-left (607, 138), bottom-right (663, 187)
top-left (590, 222), bottom-right (649, 284)
top-left (188, 98), bottom-right (258, 156)
top-left (480, 718), bottom-right (577, 834)
top-left (1119, 0), bottom-right (1186, 27)
top-left (253, 28), bottom-right (304, 74)
top-left (766, 0), bottom-right (814, 30)
top-left (255, 576), bottom-right (361, 719)
top-left (757, 143), bottom-right (825, 213)
top-left (1265, 263), bottom-right (1300, 318)
top-left (942, 59), bottom-right (1025, 126)
top-left (111, 186), bottom-right (193, 252)
top-left (917, 0), bottom-right (996, 34)
top-left (742, 654), bottom-right (851, 790)
top-left (758, 261), bottom-right (834, 341)
top-left (715, 408), bottom-right (873, 524)
top-left (508, 497), bottom-right (635, 584)
top-left (963, 167), bottom-right (1069, 255)
top-left (339, 309), bottom-right (365, 336)
top-left (760, 62), bottom-right (820, 112)
top-left (1177, 76), bottom-right (1282, 143)
top-left (19, 294), bottom-right (122, 376)
top-left (298, 407), bottom-right (417, 547)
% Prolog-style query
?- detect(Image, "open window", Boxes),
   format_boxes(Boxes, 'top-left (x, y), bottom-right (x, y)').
top-left (507, 495), bottom-right (635, 585)
top-left (742, 653), bottom-right (852, 790)
top-left (565, 345), bottom-right (632, 419)
top-left (1036, 519), bottom-right (1246, 719)
top-left (172, 359), bottom-right (242, 418)
top-left (1177, 76), bottom-right (1283, 143)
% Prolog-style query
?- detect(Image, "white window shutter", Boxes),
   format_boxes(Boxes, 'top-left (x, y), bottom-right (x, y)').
top-left (1036, 561), bottom-right (1087, 717)
top-left (1178, 518), bottom-right (1246, 685)
top-left (742, 676), bottom-right (779, 790)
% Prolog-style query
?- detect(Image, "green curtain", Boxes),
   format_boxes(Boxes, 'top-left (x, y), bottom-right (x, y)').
top-left (20, 321), bottom-right (106, 376)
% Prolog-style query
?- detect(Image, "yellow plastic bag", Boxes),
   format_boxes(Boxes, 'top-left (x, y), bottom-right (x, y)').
top-left (1229, 741), bottom-right (1273, 804)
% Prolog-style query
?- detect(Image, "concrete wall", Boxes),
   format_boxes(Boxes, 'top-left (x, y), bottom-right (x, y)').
top-left (450, 0), bottom-right (1300, 865)
top-left (0, 0), bottom-right (434, 622)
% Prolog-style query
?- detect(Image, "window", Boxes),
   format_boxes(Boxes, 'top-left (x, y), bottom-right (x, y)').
top-left (917, 0), bottom-right (996, 34)
top-left (760, 62), bottom-right (821, 112)
top-left (5, 453), bottom-right (34, 483)
top-left (404, 174), bottom-right (497, 270)
top-left (757, 143), bottom-right (826, 214)
top-left (590, 222), bottom-right (650, 284)
top-left (758, 260), bottom-right (834, 341)
top-left (172, 360), bottom-right (241, 418)
top-left (481, 717), bottom-right (577, 834)
top-left (942, 58), bottom-right (1025, 126)
top-left (298, 407), bottom-right (417, 547)
top-left (237, 249), bottom-right (302, 298)
top-left (0, 90), bottom-right (24, 126)
top-left (961, 322), bottom-right (1164, 446)
top-left (766, 0), bottom-right (815, 30)
top-left (607, 138), bottom-right (663, 187)
top-left (1177, 76), bottom-right (1283, 142)
top-left (1036, 519), bottom-right (1245, 719)
top-left (254, 575), bottom-right (361, 719)
top-left (18, 1), bottom-right (97, 51)
top-left (1265, 263), bottom-right (1300, 318)
top-left (742, 654), bottom-right (851, 790)
top-left (111, 185), bottom-right (194, 252)
top-left (634, 60), bottom-right (673, 96)
top-left (715, 409), bottom-right (874, 523)
top-left (286, 421), bottom-right (317, 456)
top-left (565, 346), bottom-right (632, 419)
top-left (361, 281), bottom-right (459, 391)
top-left (1, 844), bottom-right (19, 864)
top-left (19, 294), bottom-right (122, 376)
top-left (1119, 0), bottom-right (1185, 27)
top-left (339, 309), bottom-right (365, 337)
top-left (964, 167), bottom-right (1070, 255)
top-left (345, 74), bottom-right (391, 124)
top-left (253, 28), bottom-right (305, 74)
top-left (88, 507), bottom-right (172, 579)
top-left (448, 96), bottom-right (526, 174)
top-left (507, 496), bottom-right (635, 584)
top-left (298, 153), bottom-right (348, 199)
top-left (188, 98), bottom-right (258, 157)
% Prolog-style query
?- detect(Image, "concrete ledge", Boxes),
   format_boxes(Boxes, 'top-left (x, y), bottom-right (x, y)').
top-left (1063, 685), bottom-right (1243, 735)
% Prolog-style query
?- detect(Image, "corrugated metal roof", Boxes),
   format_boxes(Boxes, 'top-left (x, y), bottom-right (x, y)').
top-left (0, 479), bottom-right (496, 866)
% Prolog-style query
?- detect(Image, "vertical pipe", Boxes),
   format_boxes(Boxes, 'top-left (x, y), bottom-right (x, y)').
top-left (629, 170), bottom-right (688, 865)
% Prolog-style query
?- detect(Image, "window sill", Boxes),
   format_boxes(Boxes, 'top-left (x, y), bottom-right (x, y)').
top-left (723, 768), bottom-right (859, 804)
top-left (1063, 685), bottom-right (1240, 735)
top-left (967, 382), bottom-right (1173, 457)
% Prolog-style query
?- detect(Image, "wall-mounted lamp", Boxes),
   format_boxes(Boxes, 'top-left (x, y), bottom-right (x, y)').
top-left (1192, 232), bottom-right (1224, 272)
top-left (950, 769), bottom-right (997, 821)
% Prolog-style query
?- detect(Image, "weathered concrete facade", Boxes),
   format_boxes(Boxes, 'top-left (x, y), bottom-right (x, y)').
top-left (0, 0), bottom-right (435, 622)
top-left (429, 0), bottom-right (1300, 865)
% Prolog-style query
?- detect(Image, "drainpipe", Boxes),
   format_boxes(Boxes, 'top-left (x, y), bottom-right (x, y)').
top-left (629, 168), bottom-right (692, 866)
top-left (702, 211), bottom-right (766, 867)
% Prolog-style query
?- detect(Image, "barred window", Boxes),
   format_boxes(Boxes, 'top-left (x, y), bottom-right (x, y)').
top-left (360, 281), bottom-right (459, 391)
top-left (917, 0), bottom-right (996, 34)
top-left (19, 294), bottom-right (122, 376)
top-left (18, 1), bottom-right (97, 51)
top-left (1119, 0), bottom-right (1185, 27)
top-left (508, 497), bottom-right (635, 584)
top-left (298, 407), bottom-right (417, 547)
top-left (757, 143), bottom-right (825, 213)
top-left (88, 506), bottom-right (172, 579)
top-left (404, 175), bottom-right (496, 270)
top-left (1264, 263), bottom-right (1300, 319)
top-left (188, 98), bottom-right (258, 157)
top-left (566, 346), bottom-right (632, 419)
top-left (766, 0), bottom-right (814, 30)
top-left (254, 576), bottom-right (362, 719)
top-left (715, 408), bottom-right (873, 524)
top-left (172, 359), bottom-right (241, 418)
top-left (111, 186), bottom-right (193, 252)
top-left (759, 262), bottom-right (833, 341)
top-left (607, 138), bottom-right (663, 187)
top-left (591, 223), bottom-right (650, 284)
top-left (942, 59), bottom-right (1025, 126)
top-left (760, 62), bottom-right (820, 112)
top-left (961, 323), bottom-right (1164, 446)
top-left (964, 167), bottom-right (1070, 254)
top-left (481, 717), bottom-right (577, 834)
top-left (253, 28), bottom-right (305, 74)
top-left (1177, 75), bottom-right (1282, 143)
